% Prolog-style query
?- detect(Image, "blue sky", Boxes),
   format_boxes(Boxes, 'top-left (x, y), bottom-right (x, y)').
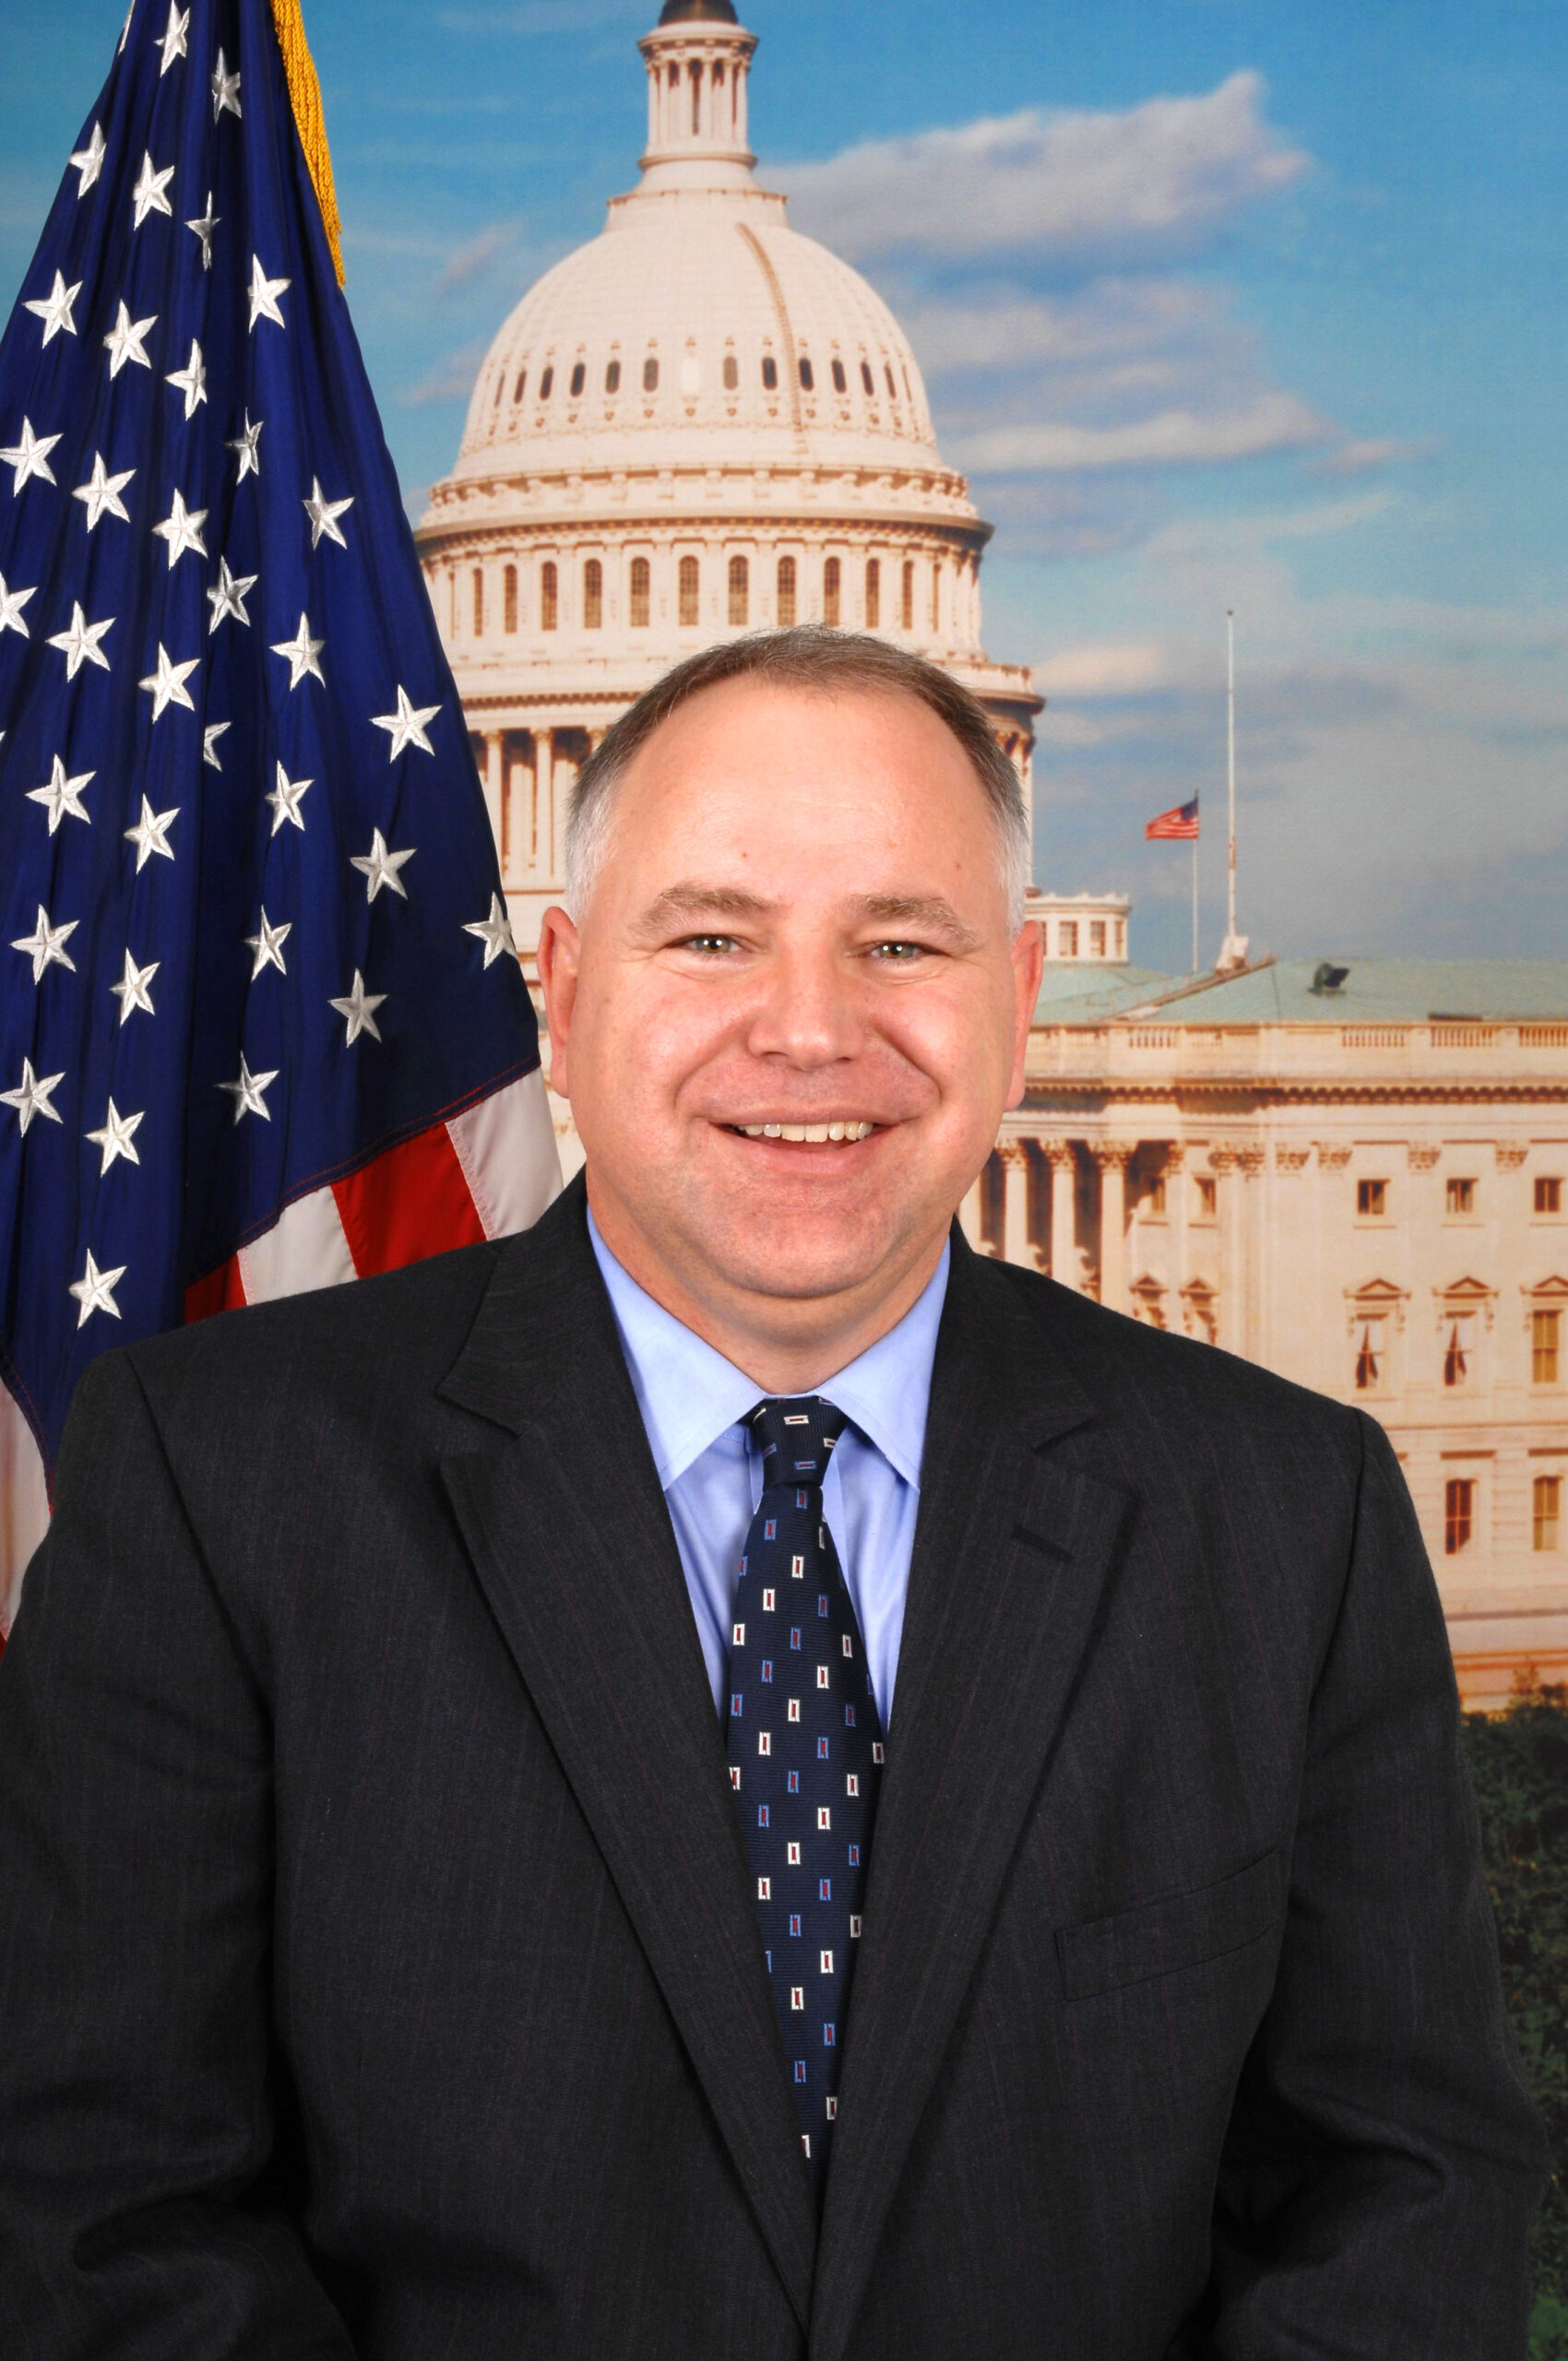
top-left (5, 0), bottom-right (1564, 971)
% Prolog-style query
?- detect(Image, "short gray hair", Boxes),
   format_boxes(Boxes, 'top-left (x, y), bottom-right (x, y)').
top-left (564, 626), bottom-right (1032, 930)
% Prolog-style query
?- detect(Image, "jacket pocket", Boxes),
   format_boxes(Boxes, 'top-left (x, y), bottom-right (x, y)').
top-left (1055, 1845), bottom-right (1287, 2001)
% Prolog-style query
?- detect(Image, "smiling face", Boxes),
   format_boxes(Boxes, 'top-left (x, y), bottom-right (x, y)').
top-left (539, 677), bottom-right (1042, 1388)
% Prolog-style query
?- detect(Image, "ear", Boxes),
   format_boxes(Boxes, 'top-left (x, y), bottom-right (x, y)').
top-left (1004, 920), bottom-right (1044, 1109)
top-left (537, 906), bottom-right (581, 1101)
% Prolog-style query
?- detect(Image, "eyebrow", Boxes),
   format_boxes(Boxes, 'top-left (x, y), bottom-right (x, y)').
top-left (856, 895), bottom-right (982, 951)
top-left (633, 884), bottom-right (779, 935)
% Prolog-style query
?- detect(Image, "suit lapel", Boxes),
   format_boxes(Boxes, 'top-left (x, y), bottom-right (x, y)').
top-left (436, 1183), bottom-right (817, 2323)
top-left (811, 1238), bottom-right (1133, 2361)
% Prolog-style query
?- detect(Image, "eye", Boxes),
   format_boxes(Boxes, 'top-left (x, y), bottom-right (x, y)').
top-left (868, 939), bottom-right (929, 962)
top-left (679, 933), bottom-right (739, 956)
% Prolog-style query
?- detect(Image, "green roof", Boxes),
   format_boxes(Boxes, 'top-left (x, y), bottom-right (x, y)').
top-left (1034, 957), bottom-right (1568, 1028)
top-left (1031, 963), bottom-right (1184, 1025)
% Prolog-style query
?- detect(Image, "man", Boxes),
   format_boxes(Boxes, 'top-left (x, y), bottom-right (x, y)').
top-left (0, 628), bottom-right (1545, 2357)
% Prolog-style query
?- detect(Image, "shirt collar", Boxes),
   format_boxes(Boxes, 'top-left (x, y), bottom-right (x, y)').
top-left (588, 1208), bottom-right (950, 1493)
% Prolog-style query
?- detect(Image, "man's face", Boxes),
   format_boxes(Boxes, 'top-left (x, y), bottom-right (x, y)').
top-left (540, 678), bottom-right (1040, 1344)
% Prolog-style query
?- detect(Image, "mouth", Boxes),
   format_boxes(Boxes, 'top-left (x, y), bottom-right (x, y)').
top-left (724, 1121), bottom-right (880, 1145)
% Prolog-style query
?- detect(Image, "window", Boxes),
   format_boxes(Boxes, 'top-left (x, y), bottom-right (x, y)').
top-left (885, 363), bottom-right (897, 398)
top-left (583, 558), bottom-right (602, 630)
top-left (492, 369), bottom-right (505, 411)
top-left (1443, 1314), bottom-right (1474, 1388)
top-left (723, 353), bottom-right (738, 390)
top-left (448, 570), bottom-right (457, 635)
top-left (540, 560), bottom-right (557, 632)
top-left (569, 361), bottom-right (586, 397)
top-left (762, 354), bottom-right (778, 390)
top-left (1357, 1179), bottom-right (1387, 1217)
top-left (643, 356), bottom-right (659, 392)
top-left (678, 554), bottom-right (699, 627)
top-left (1146, 1176), bottom-right (1167, 1216)
top-left (605, 359), bottom-right (621, 394)
top-left (799, 356), bottom-right (814, 391)
top-left (903, 364), bottom-right (913, 400)
top-left (1538, 1177), bottom-right (1564, 1215)
top-left (861, 360), bottom-right (874, 395)
top-left (776, 555), bottom-right (796, 628)
top-left (728, 553), bottom-right (749, 627)
top-left (1444, 1477), bottom-right (1475, 1556)
top-left (1536, 1474), bottom-right (1562, 1552)
top-left (1355, 1319), bottom-right (1384, 1392)
top-left (629, 556), bottom-right (650, 629)
top-left (513, 368), bottom-right (528, 403)
top-left (824, 556), bottom-right (841, 627)
top-left (831, 358), bottom-right (847, 393)
top-left (1059, 921), bottom-right (1079, 958)
top-left (864, 557), bottom-right (880, 629)
top-left (504, 564), bottom-right (517, 635)
top-left (1195, 1176), bottom-right (1217, 1217)
top-left (901, 560), bottom-right (914, 630)
top-left (1446, 1177), bottom-right (1476, 1216)
top-left (471, 568), bottom-right (484, 636)
top-left (690, 60), bottom-right (701, 135)
top-left (1535, 1309), bottom-right (1562, 1385)
top-left (930, 559), bottom-right (942, 634)
top-left (540, 365), bottom-right (553, 399)
top-left (1090, 920), bottom-right (1106, 955)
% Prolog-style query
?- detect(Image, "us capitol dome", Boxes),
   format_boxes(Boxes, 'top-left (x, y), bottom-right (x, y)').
top-left (416, 0), bottom-right (1053, 973)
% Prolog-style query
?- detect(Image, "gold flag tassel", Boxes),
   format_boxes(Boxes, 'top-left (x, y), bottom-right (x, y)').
top-left (269, 0), bottom-right (347, 288)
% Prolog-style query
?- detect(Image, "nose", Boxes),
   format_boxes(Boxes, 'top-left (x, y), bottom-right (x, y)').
top-left (743, 934), bottom-right (863, 1072)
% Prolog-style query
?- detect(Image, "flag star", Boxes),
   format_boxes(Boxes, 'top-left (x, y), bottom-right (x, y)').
top-left (166, 338), bottom-right (208, 419)
top-left (159, 2), bottom-right (189, 74)
top-left (304, 478), bottom-right (354, 550)
top-left (86, 1098), bottom-right (144, 1175)
top-left (248, 255), bottom-right (291, 332)
top-left (48, 603), bottom-right (115, 679)
top-left (2, 418), bottom-right (62, 492)
top-left (73, 452), bottom-right (136, 531)
top-left (70, 122), bottom-right (107, 196)
top-left (463, 893), bottom-right (518, 968)
top-left (203, 720), bottom-right (231, 771)
top-left (25, 270), bottom-right (82, 347)
top-left (152, 488), bottom-right (208, 568)
top-left (244, 908), bottom-right (291, 979)
top-left (219, 1054), bottom-right (279, 1125)
top-left (266, 762), bottom-right (313, 834)
top-left (271, 612), bottom-right (325, 688)
top-left (329, 971), bottom-right (386, 1045)
top-left (228, 410), bottom-right (263, 481)
top-left (1, 1058), bottom-right (66, 1135)
top-left (104, 302), bottom-right (156, 378)
top-left (131, 150), bottom-right (176, 230)
top-left (12, 904), bottom-right (79, 983)
top-left (138, 644), bottom-right (199, 719)
top-left (69, 1249), bottom-right (128, 1328)
top-left (211, 48), bottom-right (242, 120)
top-left (186, 191), bottom-right (220, 270)
top-left (0, 570), bottom-right (35, 638)
top-left (350, 828), bottom-right (417, 903)
top-left (207, 557), bottom-right (256, 634)
top-left (112, 949), bottom-right (159, 1024)
top-left (125, 795), bottom-right (181, 871)
top-left (28, 755), bottom-right (95, 834)
top-left (372, 685), bottom-right (442, 761)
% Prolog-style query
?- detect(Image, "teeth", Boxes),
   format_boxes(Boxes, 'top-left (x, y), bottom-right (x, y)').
top-left (737, 1121), bottom-right (877, 1142)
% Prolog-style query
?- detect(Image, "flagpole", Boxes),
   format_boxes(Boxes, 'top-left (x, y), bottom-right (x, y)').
top-left (1227, 608), bottom-right (1236, 947)
top-left (1192, 835), bottom-right (1199, 973)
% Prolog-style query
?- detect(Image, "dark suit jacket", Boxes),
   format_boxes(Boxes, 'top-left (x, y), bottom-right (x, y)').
top-left (0, 1176), bottom-right (1546, 2357)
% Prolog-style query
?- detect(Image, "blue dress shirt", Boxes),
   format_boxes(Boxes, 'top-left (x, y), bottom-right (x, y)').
top-left (588, 1210), bottom-right (950, 1727)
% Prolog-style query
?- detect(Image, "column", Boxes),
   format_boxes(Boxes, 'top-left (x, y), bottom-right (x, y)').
top-left (1043, 1139), bottom-right (1076, 1289)
top-left (958, 1177), bottom-right (986, 1252)
top-left (1164, 1143), bottom-right (1188, 1328)
top-left (1095, 1144), bottom-right (1133, 1314)
top-left (535, 728), bottom-right (553, 882)
top-left (1237, 1146), bottom-right (1265, 1363)
top-left (482, 732), bottom-right (504, 875)
top-left (1210, 1145), bottom-right (1242, 1352)
top-left (998, 1139), bottom-right (1031, 1269)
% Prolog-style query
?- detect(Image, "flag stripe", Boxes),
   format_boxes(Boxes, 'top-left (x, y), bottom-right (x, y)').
top-left (446, 1069), bottom-right (562, 1245)
top-left (333, 1122), bottom-right (487, 1278)
top-left (242, 1180), bottom-right (358, 1300)
top-left (1, 1384), bottom-right (50, 1637)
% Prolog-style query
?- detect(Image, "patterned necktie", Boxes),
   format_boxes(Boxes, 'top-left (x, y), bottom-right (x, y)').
top-left (724, 1396), bottom-right (885, 2200)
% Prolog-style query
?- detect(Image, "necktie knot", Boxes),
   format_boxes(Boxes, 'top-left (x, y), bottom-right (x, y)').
top-left (747, 1395), bottom-right (847, 1489)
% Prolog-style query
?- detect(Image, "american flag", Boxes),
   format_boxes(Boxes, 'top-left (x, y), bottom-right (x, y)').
top-left (1145, 796), bottom-right (1200, 842)
top-left (0, 0), bottom-right (560, 1629)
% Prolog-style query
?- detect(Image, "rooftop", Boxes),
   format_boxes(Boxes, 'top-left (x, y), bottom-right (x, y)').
top-left (1034, 958), bottom-right (1568, 1029)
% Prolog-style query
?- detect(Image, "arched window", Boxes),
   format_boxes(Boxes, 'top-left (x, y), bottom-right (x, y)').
top-left (761, 354), bottom-right (778, 390)
top-left (678, 554), bottom-right (699, 627)
top-left (900, 560), bottom-right (914, 631)
top-left (540, 365), bottom-right (554, 399)
top-left (728, 553), bottom-right (749, 626)
top-left (504, 564), bottom-right (518, 635)
top-left (492, 369), bottom-right (505, 411)
top-left (629, 556), bottom-right (650, 628)
top-left (903, 365), bottom-right (913, 400)
top-left (472, 568), bottom-right (484, 636)
top-left (885, 364), bottom-right (897, 398)
top-left (864, 557), bottom-right (880, 629)
top-left (831, 358), bottom-right (847, 394)
top-left (930, 558), bottom-right (942, 634)
top-left (605, 359), bottom-right (621, 394)
top-left (722, 353), bottom-right (739, 390)
top-left (824, 556), bottom-right (841, 628)
top-left (569, 361), bottom-right (586, 397)
top-left (690, 60), bottom-right (701, 136)
top-left (643, 355), bottom-right (659, 392)
top-left (861, 360), bottom-right (874, 395)
top-left (777, 554), bottom-right (796, 628)
top-left (513, 368), bottom-right (528, 403)
top-left (540, 560), bottom-right (558, 632)
top-left (584, 558), bottom-right (603, 630)
top-left (799, 356), bottom-right (814, 391)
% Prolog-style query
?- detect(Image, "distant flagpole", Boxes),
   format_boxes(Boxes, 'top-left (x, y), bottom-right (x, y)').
top-left (1144, 792), bottom-right (1201, 967)
top-left (1192, 833), bottom-right (1199, 975)
top-left (1217, 608), bottom-right (1249, 972)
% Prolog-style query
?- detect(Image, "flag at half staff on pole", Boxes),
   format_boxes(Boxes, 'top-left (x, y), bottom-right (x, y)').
top-left (1146, 797), bottom-right (1200, 841)
top-left (0, 0), bottom-right (561, 1633)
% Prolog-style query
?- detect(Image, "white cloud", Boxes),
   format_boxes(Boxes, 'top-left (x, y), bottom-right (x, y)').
top-left (398, 341), bottom-right (486, 407)
top-left (1033, 642), bottom-right (1181, 697)
top-left (434, 219), bottom-right (521, 296)
top-left (954, 391), bottom-right (1325, 472)
top-left (781, 72), bottom-right (1307, 263)
top-left (1310, 435), bottom-right (1443, 476)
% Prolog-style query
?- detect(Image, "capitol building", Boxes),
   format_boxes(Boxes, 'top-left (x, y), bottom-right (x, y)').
top-left (419, 0), bottom-right (1568, 1705)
